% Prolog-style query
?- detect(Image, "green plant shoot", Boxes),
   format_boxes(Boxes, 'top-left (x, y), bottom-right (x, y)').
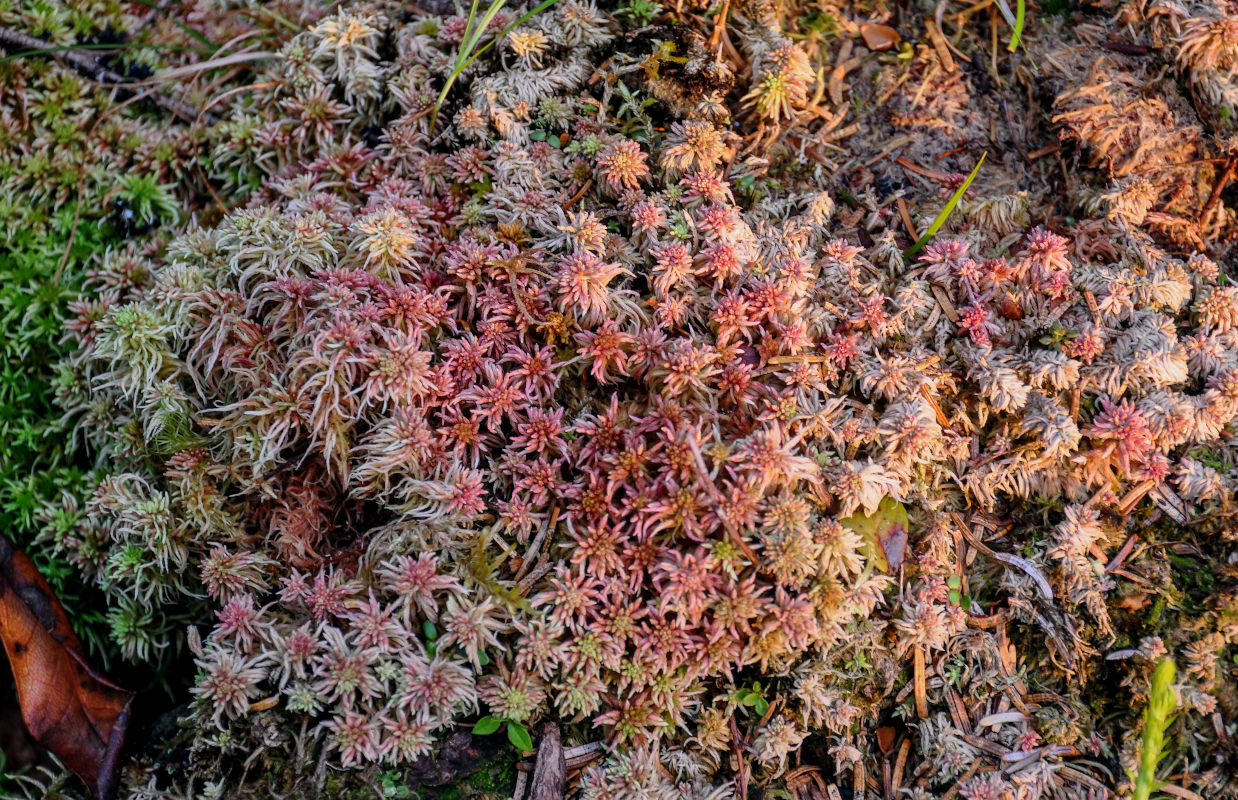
top-left (1007, 0), bottom-right (1026, 51)
top-left (903, 152), bottom-right (986, 261)
top-left (1133, 658), bottom-right (1176, 800)
top-left (430, 0), bottom-right (563, 132)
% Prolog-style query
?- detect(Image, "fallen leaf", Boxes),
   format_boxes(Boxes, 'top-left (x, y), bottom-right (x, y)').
top-left (876, 725), bottom-right (896, 754)
top-left (0, 535), bottom-right (134, 800)
top-left (1115, 591), bottom-right (1150, 612)
top-left (860, 23), bottom-right (901, 51)
top-left (841, 497), bottom-right (910, 573)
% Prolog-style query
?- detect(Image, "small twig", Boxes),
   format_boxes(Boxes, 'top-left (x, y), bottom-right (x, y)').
top-left (892, 739), bottom-right (911, 796)
top-left (913, 647), bottom-right (929, 719)
top-left (53, 188), bottom-right (84, 283)
top-left (729, 714), bottom-right (749, 800)
top-left (897, 198), bottom-right (919, 241)
top-left (0, 26), bottom-right (217, 124)
top-left (1000, 99), bottom-right (1032, 164)
top-left (561, 178), bottom-right (594, 211)
top-left (515, 506), bottom-right (558, 581)
top-left (925, 18), bottom-right (956, 72)
top-left (895, 157), bottom-right (954, 182)
top-left (1199, 156), bottom-right (1236, 224)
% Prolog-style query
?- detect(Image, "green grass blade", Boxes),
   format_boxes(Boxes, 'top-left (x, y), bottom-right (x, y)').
top-left (465, 0), bottom-right (510, 57)
top-left (431, 0), bottom-right (562, 132)
top-left (459, 0), bottom-right (560, 73)
top-left (462, 0), bottom-right (484, 56)
top-left (1007, 0), bottom-right (1026, 52)
top-left (903, 152), bottom-right (986, 261)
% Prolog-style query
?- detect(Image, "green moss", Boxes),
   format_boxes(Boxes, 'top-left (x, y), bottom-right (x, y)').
top-left (0, 210), bottom-right (113, 657)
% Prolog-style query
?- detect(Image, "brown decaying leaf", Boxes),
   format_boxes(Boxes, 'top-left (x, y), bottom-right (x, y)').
top-left (859, 23), bottom-right (900, 51)
top-left (0, 535), bottom-right (134, 800)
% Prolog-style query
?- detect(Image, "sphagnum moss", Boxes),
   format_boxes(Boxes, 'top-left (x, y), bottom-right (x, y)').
top-left (3, 0), bottom-right (1238, 797)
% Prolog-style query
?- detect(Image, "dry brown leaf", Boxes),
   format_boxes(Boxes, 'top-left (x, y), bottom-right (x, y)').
top-left (860, 23), bottom-right (900, 51)
top-left (0, 535), bottom-right (134, 800)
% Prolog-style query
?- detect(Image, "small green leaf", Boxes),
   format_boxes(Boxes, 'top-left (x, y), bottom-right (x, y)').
top-left (947, 575), bottom-right (962, 590)
top-left (840, 497), bottom-right (910, 573)
top-left (960, 594), bottom-right (973, 611)
top-left (473, 716), bottom-right (502, 735)
top-left (423, 620), bottom-right (438, 641)
top-left (752, 697), bottom-right (770, 716)
top-left (477, 649), bottom-right (490, 666)
top-left (507, 721), bottom-right (534, 752)
top-left (948, 589), bottom-right (961, 605)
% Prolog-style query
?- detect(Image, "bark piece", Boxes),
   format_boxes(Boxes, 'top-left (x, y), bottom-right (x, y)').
top-left (529, 723), bottom-right (566, 800)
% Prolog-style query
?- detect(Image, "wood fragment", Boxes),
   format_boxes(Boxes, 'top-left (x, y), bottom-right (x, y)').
top-left (1150, 483), bottom-right (1191, 525)
top-left (563, 742), bottom-right (604, 768)
top-left (891, 739), bottom-right (911, 796)
top-left (896, 157), bottom-right (954, 182)
top-left (529, 723), bottom-right (566, 800)
top-left (1102, 39), bottom-right (1152, 55)
top-left (1082, 290), bottom-right (1101, 325)
top-left (897, 198), bottom-right (919, 241)
top-left (925, 18), bottom-right (956, 72)
top-left (1105, 534), bottom-right (1138, 573)
top-left (821, 122), bottom-right (864, 143)
top-left (1027, 144), bottom-right (1060, 160)
top-left (918, 384), bottom-right (952, 430)
top-left (955, 513), bottom-right (1054, 600)
top-left (1055, 765), bottom-right (1108, 792)
top-left (945, 687), bottom-right (973, 734)
top-left (561, 178), bottom-right (595, 211)
top-left (940, 762), bottom-right (980, 800)
top-left (864, 135), bottom-right (915, 166)
top-left (1116, 480), bottom-right (1155, 517)
top-left (960, 734), bottom-right (1009, 758)
top-left (931, 284), bottom-right (960, 323)
top-left (249, 696), bottom-right (279, 712)
top-left (829, 57), bottom-right (862, 106)
top-left (730, 715), bottom-right (750, 800)
top-left (913, 647), bottom-right (929, 719)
